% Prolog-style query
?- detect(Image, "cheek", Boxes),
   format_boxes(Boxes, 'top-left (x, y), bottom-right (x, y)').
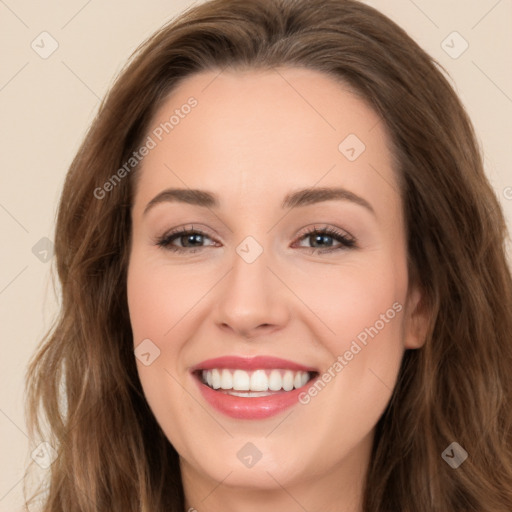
top-left (126, 254), bottom-right (186, 391)
top-left (126, 255), bottom-right (198, 456)
top-left (315, 259), bottom-right (405, 375)
top-left (292, 265), bottom-right (406, 465)
top-left (127, 269), bottom-right (172, 342)
top-left (298, 256), bottom-right (407, 357)
top-left (127, 253), bottom-right (207, 343)
top-left (297, 253), bottom-right (408, 417)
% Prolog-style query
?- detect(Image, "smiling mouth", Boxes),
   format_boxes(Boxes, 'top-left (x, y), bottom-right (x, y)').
top-left (195, 368), bottom-right (318, 397)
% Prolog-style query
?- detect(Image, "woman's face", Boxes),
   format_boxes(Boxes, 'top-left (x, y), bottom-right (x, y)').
top-left (127, 67), bottom-right (426, 504)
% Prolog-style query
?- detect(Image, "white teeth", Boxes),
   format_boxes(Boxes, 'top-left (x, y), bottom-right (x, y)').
top-left (211, 369), bottom-right (221, 390)
top-left (220, 369), bottom-right (233, 390)
top-left (282, 370), bottom-right (294, 391)
top-left (268, 369), bottom-right (282, 391)
top-left (200, 368), bottom-right (312, 392)
top-left (229, 391), bottom-right (274, 397)
top-left (250, 370), bottom-right (268, 391)
top-left (232, 369), bottom-right (250, 391)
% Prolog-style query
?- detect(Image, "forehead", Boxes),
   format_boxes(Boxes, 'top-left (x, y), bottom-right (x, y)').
top-left (133, 67), bottom-right (400, 218)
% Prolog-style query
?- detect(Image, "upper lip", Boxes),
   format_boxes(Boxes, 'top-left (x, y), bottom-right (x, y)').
top-left (190, 355), bottom-right (318, 373)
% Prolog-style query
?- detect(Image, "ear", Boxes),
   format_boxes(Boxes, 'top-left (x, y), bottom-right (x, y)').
top-left (403, 280), bottom-right (430, 350)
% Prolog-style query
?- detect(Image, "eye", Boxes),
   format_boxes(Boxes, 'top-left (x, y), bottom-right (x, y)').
top-left (154, 224), bottom-right (356, 254)
top-left (292, 225), bottom-right (356, 254)
top-left (155, 225), bottom-right (217, 253)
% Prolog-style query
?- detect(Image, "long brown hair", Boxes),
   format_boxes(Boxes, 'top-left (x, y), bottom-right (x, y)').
top-left (23, 0), bottom-right (512, 510)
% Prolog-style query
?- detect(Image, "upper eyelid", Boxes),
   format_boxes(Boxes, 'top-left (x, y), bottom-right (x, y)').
top-left (160, 224), bottom-right (353, 239)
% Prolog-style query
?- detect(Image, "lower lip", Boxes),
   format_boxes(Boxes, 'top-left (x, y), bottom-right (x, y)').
top-left (193, 374), bottom-right (315, 420)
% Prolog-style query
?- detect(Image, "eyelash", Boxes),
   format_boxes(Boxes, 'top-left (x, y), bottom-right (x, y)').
top-left (155, 224), bottom-right (356, 255)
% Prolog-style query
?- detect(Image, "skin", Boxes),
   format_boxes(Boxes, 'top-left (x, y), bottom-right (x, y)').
top-left (127, 67), bottom-right (428, 512)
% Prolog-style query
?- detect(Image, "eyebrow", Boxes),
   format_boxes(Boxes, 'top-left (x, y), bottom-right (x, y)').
top-left (143, 186), bottom-right (375, 216)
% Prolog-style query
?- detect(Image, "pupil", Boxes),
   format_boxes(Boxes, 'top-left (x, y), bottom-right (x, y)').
top-left (186, 234), bottom-right (201, 246)
top-left (313, 234), bottom-right (331, 247)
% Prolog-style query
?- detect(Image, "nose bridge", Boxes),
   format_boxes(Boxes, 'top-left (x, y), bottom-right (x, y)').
top-left (213, 234), bottom-right (289, 337)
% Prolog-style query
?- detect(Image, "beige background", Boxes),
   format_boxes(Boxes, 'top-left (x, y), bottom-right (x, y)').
top-left (1, 0), bottom-right (511, 510)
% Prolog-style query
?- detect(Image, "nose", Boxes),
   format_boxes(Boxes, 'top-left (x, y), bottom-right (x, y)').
top-left (213, 245), bottom-right (291, 340)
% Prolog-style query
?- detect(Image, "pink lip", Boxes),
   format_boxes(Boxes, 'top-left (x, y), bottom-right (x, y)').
top-left (190, 356), bottom-right (319, 420)
top-left (190, 355), bottom-right (318, 373)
